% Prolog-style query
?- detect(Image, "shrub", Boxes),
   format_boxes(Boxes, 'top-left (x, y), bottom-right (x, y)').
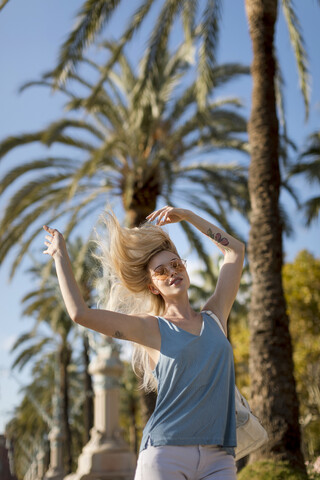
top-left (237, 461), bottom-right (309, 480)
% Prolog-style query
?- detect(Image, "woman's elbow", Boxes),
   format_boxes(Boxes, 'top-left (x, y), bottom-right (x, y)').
top-left (71, 307), bottom-right (89, 326)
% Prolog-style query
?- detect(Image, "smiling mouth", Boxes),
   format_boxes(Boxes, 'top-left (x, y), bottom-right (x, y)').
top-left (170, 277), bottom-right (183, 286)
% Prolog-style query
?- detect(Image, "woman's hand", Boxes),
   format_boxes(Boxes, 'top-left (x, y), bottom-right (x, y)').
top-left (146, 206), bottom-right (190, 225)
top-left (43, 225), bottom-right (67, 259)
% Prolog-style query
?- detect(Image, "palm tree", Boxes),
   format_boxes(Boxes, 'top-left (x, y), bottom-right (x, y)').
top-left (48, 0), bottom-right (312, 470)
top-left (0, 39), bottom-right (249, 279)
top-left (6, 350), bottom-right (89, 477)
top-left (6, 359), bottom-right (53, 479)
top-left (244, 1), bottom-right (306, 469)
top-left (10, 237), bottom-right (97, 473)
top-left (12, 290), bottom-right (74, 473)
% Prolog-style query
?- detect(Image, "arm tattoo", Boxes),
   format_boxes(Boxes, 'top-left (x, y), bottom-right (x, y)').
top-left (206, 228), bottom-right (231, 252)
top-left (114, 330), bottom-right (126, 340)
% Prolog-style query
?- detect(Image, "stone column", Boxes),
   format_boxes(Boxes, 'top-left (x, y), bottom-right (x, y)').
top-left (66, 338), bottom-right (136, 480)
top-left (44, 394), bottom-right (65, 480)
top-left (36, 446), bottom-right (46, 480)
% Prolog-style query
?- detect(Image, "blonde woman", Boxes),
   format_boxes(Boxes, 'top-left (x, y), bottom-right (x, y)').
top-left (43, 206), bottom-right (245, 480)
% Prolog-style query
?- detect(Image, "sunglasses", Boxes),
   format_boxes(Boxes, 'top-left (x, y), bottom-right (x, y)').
top-left (151, 258), bottom-right (187, 281)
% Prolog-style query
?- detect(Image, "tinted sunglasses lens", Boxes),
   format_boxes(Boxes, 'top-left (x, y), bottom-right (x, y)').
top-left (154, 267), bottom-right (167, 280)
top-left (171, 260), bottom-right (185, 271)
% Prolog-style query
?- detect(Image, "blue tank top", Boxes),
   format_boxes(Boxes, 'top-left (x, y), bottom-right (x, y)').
top-left (140, 310), bottom-right (237, 457)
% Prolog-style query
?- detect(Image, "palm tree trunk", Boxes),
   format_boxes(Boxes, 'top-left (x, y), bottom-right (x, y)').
top-left (59, 342), bottom-right (72, 473)
top-left (245, 0), bottom-right (305, 470)
top-left (82, 333), bottom-right (93, 443)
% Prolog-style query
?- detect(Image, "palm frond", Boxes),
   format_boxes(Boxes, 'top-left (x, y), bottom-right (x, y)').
top-left (280, 177), bottom-right (300, 208)
top-left (76, 0), bottom-right (155, 106)
top-left (304, 196), bottom-right (320, 226)
top-left (138, 0), bottom-right (185, 96)
top-left (9, 200), bottom-right (96, 278)
top-left (181, 0), bottom-right (198, 44)
top-left (195, 0), bottom-right (221, 109)
top-left (12, 338), bottom-right (52, 371)
top-left (282, 0), bottom-right (310, 118)
top-left (1, 30), bottom-right (251, 274)
top-left (0, 0), bottom-right (9, 11)
top-left (0, 174), bottom-right (71, 230)
top-left (0, 184), bottom-right (86, 263)
top-left (279, 201), bottom-right (294, 237)
top-left (11, 332), bottom-right (37, 352)
top-left (41, 118), bottom-right (104, 143)
top-left (0, 133), bottom-right (46, 159)
top-left (63, 193), bottom-right (106, 238)
top-left (292, 158), bottom-right (320, 183)
top-left (274, 50), bottom-right (287, 144)
top-left (0, 130), bottom-right (93, 160)
top-left (53, 0), bottom-right (121, 85)
top-left (19, 79), bottom-right (76, 100)
top-left (207, 63), bottom-right (250, 89)
top-left (0, 158), bottom-right (75, 195)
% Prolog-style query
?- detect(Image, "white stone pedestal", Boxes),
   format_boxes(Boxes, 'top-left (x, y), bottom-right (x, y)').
top-left (44, 425), bottom-right (65, 480)
top-left (66, 339), bottom-right (136, 480)
top-left (36, 446), bottom-right (46, 480)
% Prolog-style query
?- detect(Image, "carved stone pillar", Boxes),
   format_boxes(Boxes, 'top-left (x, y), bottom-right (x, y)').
top-left (66, 338), bottom-right (136, 480)
top-left (36, 446), bottom-right (47, 480)
top-left (44, 394), bottom-right (65, 480)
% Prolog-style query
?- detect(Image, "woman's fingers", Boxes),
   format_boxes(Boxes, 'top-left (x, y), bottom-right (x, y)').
top-left (42, 225), bottom-right (62, 257)
top-left (146, 207), bottom-right (165, 221)
top-left (147, 206), bottom-right (172, 224)
top-left (43, 225), bottom-right (56, 235)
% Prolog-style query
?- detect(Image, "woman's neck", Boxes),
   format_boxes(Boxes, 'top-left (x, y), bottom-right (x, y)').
top-left (164, 300), bottom-right (198, 322)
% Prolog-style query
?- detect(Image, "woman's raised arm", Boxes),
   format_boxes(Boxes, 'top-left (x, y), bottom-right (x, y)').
top-left (42, 226), bottom-right (159, 348)
top-left (147, 207), bottom-right (245, 329)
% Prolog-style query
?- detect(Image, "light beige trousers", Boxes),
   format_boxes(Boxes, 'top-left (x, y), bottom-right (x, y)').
top-left (134, 444), bottom-right (237, 480)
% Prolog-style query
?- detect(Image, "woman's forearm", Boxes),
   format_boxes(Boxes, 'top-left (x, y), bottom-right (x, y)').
top-left (53, 250), bottom-right (88, 322)
top-left (43, 226), bottom-right (89, 321)
top-left (183, 210), bottom-right (245, 257)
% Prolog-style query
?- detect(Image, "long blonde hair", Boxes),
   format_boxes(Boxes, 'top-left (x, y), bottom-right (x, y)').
top-left (94, 211), bottom-right (179, 392)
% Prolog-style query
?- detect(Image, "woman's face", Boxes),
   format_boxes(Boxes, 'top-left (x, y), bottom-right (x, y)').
top-left (147, 250), bottom-right (190, 298)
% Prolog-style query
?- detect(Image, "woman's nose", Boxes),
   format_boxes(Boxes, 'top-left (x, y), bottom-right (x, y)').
top-left (168, 265), bottom-right (177, 275)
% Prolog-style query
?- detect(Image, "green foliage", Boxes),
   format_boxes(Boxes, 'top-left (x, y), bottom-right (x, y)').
top-left (119, 361), bottom-right (144, 454)
top-left (283, 250), bottom-right (320, 461)
top-left (6, 353), bottom-right (87, 479)
top-left (238, 460), bottom-right (308, 480)
top-left (51, 0), bottom-right (310, 121)
top-left (230, 250), bottom-right (320, 465)
top-left (7, 238), bottom-right (97, 476)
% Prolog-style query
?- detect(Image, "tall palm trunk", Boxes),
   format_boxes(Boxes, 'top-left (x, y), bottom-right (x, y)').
top-left (82, 333), bottom-right (93, 443)
top-left (59, 342), bottom-right (72, 473)
top-left (123, 167), bottom-right (160, 228)
top-left (245, 0), bottom-right (305, 469)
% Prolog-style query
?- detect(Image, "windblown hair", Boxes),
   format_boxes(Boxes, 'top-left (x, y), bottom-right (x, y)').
top-left (94, 211), bottom-right (179, 392)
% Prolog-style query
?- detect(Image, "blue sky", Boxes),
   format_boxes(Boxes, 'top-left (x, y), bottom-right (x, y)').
top-left (0, 0), bottom-right (319, 433)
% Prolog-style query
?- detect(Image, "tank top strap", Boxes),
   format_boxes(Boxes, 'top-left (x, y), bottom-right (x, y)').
top-left (156, 315), bottom-right (178, 335)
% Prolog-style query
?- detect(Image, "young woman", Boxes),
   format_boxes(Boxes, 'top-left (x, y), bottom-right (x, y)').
top-left (43, 206), bottom-right (245, 480)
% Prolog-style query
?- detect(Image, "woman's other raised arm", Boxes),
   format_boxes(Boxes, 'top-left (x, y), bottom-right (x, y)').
top-left (146, 207), bottom-right (245, 331)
